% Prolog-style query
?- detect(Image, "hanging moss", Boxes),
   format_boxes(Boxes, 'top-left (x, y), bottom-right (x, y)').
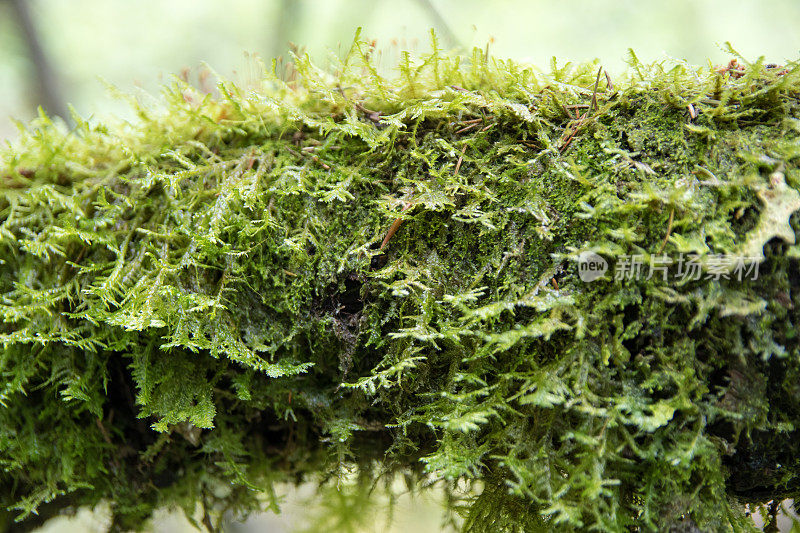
top-left (1, 35), bottom-right (800, 531)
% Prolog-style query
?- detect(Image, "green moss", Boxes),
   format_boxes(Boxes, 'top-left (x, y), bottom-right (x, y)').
top-left (1, 35), bottom-right (800, 531)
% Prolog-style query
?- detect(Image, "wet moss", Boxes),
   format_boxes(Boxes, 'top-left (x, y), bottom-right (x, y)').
top-left (1, 37), bottom-right (799, 531)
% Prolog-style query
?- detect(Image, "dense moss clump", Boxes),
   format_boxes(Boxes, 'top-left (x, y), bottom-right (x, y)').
top-left (1, 37), bottom-right (800, 531)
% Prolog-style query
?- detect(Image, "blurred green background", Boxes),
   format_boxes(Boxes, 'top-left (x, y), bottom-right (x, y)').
top-left (2, 0), bottom-right (800, 143)
top-left (1, 0), bottom-right (799, 531)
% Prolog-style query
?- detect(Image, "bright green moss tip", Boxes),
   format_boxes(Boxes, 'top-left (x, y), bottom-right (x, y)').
top-left (1, 35), bottom-right (800, 531)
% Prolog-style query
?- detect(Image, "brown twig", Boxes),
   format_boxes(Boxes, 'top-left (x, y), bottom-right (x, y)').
top-left (455, 122), bottom-right (480, 134)
top-left (309, 153), bottom-right (330, 170)
top-left (657, 208), bottom-right (675, 254)
top-left (381, 143), bottom-right (468, 251)
top-left (604, 69), bottom-right (614, 90)
top-left (456, 117), bottom-right (492, 134)
top-left (559, 136), bottom-right (575, 154)
top-left (559, 67), bottom-right (604, 153)
top-left (559, 115), bottom-right (584, 153)
top-left (380, 202), bottom-right (413, 250)
top-left (590, 67), bottom-right (602, 113)
top-left (355, 102), bottom-right (382, 123)
top-left (454, 143), bottom-right (468, 175)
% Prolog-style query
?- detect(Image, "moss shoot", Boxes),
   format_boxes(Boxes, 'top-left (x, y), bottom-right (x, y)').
top-left (1, 36), bottom-right (800, 531)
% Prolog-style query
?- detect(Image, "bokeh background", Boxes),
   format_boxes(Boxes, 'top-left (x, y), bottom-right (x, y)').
top-left (3, 0), bottom-right (800, 143)
top-left (2, 0), bottom-right (800, 531)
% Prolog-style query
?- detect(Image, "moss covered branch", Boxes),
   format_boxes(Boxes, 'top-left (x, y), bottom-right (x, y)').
top-left (1, 37), bottom-right (799, 531)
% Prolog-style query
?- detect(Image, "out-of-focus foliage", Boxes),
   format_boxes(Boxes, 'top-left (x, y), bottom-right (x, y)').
top-left (1, 35), bottom-right (800, 532)
top-left (4, 0), bottom-right (800, 141)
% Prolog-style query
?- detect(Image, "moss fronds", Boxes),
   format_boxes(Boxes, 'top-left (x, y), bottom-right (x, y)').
top-left (1, 35), bottom-right (800, 531)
